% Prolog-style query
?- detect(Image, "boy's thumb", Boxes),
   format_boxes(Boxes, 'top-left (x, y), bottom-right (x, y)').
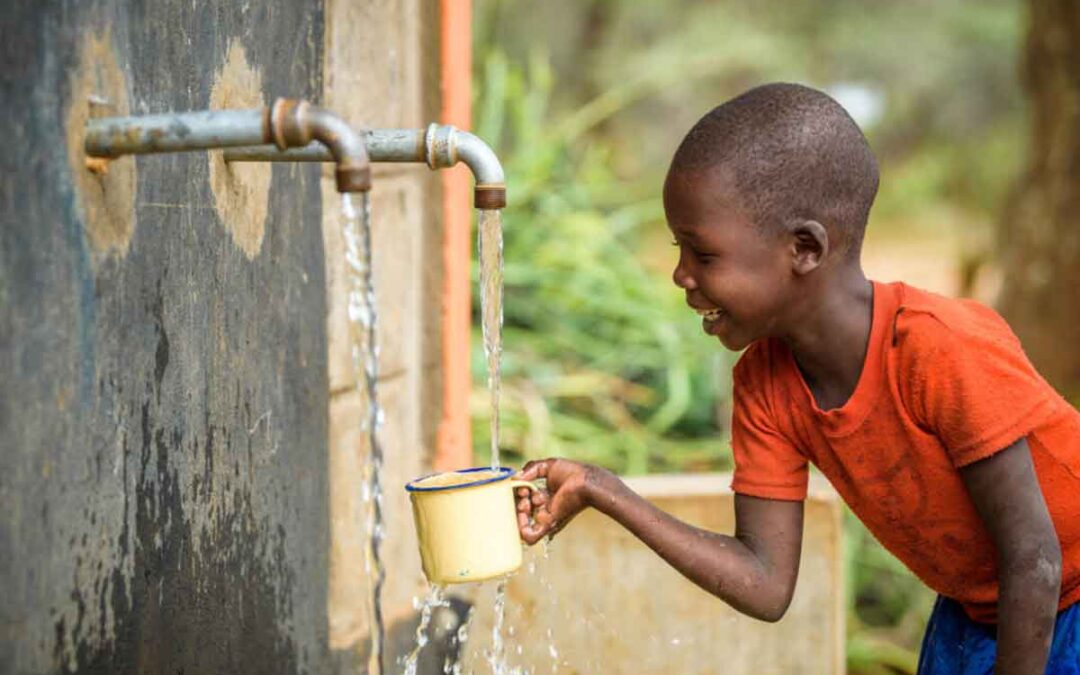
top-left (518, 458), bottom-right (553, 481)
top-left (547, 489), bottom-right (574, 523)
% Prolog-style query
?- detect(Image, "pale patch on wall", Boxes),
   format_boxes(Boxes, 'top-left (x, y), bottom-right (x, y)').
top-left (208, 41), bottom-right (270, 260)
top-left (65, 31), bottom-right (136, 261)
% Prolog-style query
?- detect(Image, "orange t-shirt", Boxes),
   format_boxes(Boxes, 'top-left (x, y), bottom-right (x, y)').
top-left (730, 280), bottom-right (1080, 623)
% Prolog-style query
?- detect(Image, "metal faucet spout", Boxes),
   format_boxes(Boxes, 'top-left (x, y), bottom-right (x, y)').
top-left (425, 125), bottom-right (506, 209)
top-left (269, 100), bottom-right (371, 193)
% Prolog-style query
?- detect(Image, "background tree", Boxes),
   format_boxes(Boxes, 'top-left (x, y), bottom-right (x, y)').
top-left (998, 0), bottom-right (1080, 400)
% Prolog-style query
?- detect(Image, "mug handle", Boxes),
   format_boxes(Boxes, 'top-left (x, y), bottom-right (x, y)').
top-left (507, 479), bottom-right (541, 493)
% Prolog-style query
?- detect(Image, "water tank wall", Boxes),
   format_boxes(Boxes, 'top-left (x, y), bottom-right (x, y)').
top-left (1, 2), bottom-right (331, 672)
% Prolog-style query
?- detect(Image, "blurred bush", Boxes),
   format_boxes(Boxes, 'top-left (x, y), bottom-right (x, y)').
top-left (469, 49), bottom-right (736, 475)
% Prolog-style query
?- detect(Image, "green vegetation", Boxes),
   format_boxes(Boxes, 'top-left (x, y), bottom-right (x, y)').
top-left (471, 1), bottom-right (1024, 671)
top-left (469, 49), bottom-right (735, 476)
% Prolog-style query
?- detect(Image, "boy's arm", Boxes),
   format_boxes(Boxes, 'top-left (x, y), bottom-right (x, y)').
top-left (517, 459), bottom-right (803, 622)
top-left (959, 437), bottom-right (1061, 674)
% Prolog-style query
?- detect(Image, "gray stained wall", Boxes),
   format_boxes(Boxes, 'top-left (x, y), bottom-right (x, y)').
top-left (1, 2), bottom-right (333, 673)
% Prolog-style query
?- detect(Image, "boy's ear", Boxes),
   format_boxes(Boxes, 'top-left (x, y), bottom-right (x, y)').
top-left (787, 220), bottom-right (829, 275)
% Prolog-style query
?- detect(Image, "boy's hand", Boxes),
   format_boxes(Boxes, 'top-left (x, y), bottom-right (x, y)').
top-left (514, 458), bottom-right (611, 545)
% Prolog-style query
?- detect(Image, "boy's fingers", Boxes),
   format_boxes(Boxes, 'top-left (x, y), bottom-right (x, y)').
top-left (518, 461), bottom-right (540, 480)
top-left (531, 491), bottom-right (548, 506)
top-left (520, 521), bottom-right (550, 546)
top-left (519, 459), bottom-right (553, 481)
top-left (534, 508), bottom-right (554, 527)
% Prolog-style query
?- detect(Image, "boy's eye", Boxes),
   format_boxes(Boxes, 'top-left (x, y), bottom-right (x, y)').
top-left (670, 237), bottom-right (715, 261)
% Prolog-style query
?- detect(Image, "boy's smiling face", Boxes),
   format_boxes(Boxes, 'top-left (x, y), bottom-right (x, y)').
top-left (664, 168), bottom-right (797, 351)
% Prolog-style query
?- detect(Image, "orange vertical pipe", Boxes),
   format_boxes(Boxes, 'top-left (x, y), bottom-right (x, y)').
top-left (435, 0), bottom-right (474, 470)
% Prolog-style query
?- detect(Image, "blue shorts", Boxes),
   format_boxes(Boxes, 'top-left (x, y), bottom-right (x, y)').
top-left (918, 596), bottom-right (1080, 674)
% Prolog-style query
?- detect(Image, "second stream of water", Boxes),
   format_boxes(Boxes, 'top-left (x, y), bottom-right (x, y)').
top-left (479, 210), bottom-right (509, 674)
top-left (478, 209), bottom-right (504, 470)
top-left (406, 208), bottom-right (539, 674)
top-left (345, 198), bottom-right (546, 673)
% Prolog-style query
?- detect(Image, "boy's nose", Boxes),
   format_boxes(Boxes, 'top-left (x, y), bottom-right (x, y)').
top-left (672, 263), bottom-right (697, 290)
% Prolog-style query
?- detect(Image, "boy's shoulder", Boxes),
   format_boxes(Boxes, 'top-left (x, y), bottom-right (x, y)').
top-left (891, 283), bottom-right (1021, 356)
top-left (888, 283), bottom-right (1066, 461)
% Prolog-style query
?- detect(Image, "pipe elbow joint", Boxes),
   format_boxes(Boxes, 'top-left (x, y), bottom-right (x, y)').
top-left (425, 124), bottom-right (506, 209)
top-left (458, 130), bottom-right (506, 209)
top-left (271, 99), bottom-right (371, 193)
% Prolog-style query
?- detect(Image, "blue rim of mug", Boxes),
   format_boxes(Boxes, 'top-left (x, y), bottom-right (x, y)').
top-left (405, 466), bottom-right (514, 492)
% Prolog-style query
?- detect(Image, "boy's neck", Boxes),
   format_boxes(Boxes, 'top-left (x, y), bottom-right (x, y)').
top-left (782, 264), bottom-right (874, 411)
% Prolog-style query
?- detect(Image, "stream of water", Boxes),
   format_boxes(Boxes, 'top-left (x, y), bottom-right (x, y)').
top-left (342, 193), bottom-right (387, 675)
top-left (478, 209), bottom-right (504, 469)
top-left (401, 585), bottom-right (449, 675)
top-left (397, 207), bottom-right (513, 673)
top-left (534, 542), bottom-right (560, 673)
top-left (444, 605), bottom-right (475, 675)
top-left (485, 580), bottom-right (510, 675)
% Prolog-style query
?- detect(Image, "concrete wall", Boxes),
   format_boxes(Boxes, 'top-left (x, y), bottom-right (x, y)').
top-left (0, 1), bottom-right (442, 673)
top-left (458, 474), bottom-right (846, 675)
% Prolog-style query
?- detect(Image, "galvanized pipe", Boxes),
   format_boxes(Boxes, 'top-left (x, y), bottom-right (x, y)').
top-left (84, 109), bottom-right (270, 157)
top-left (223, 129), bottom-right (426, 164)
top-left (223, 124), bottom-right (506, 208)
top-left (83, 99), bottom-right (370, 193)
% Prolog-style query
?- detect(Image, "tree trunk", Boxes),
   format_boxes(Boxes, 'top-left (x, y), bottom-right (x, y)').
top-left (998, 0), bottom-right (1080, 399)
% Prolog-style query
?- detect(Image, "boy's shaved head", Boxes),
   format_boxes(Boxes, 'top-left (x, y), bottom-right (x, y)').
top-left (669, 82), bottom-right (879, 256)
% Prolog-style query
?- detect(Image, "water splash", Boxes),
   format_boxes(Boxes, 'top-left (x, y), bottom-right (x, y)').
top-left (444, 606), bottom-right (475, 675)
top-left (478, 209), bottom-right (504, 469)
top-left (546, 628), bottom-right (558, 670)
top-left (485, 580), bottom-right (509, 674)
top-left (401, 585), bottom-right (449, 675)
top-left (342, 193), bottom-right (387, 675)
top-left (536, 542), bottom-right (560, 673)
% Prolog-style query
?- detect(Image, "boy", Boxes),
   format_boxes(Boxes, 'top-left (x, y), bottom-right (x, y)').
top-left (515, 83), bottom-right (1080, 674)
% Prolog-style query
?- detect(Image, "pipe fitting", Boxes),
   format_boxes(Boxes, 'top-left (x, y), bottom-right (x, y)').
top-left (424, 124), bottom-right (506, 209)
top-left (270, 99), bottom-right (371, 193)
top-left (270, 98), bottom-right (311, 149)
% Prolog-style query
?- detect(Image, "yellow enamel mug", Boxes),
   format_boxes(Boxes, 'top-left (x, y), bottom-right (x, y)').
top-left (406, 466), bottom-right (537, 584)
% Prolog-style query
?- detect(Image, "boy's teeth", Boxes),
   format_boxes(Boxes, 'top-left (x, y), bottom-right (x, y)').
top-left (695, 308), bottom-right (724, 320)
